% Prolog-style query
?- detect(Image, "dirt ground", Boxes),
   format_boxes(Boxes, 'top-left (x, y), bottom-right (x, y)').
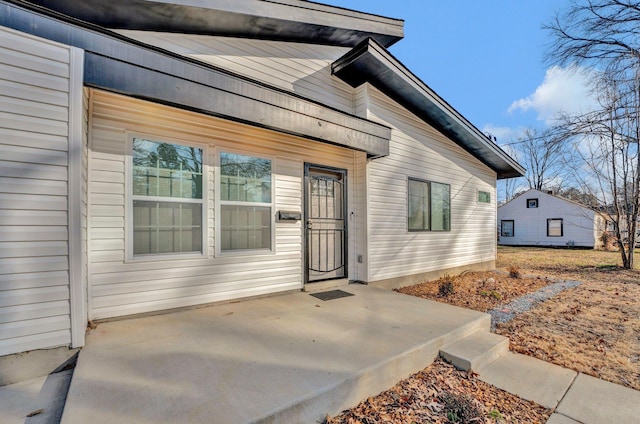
top-left (327, 247), bottom-right (639, 423)
top-left (396, 270), bottom-right (553, 312)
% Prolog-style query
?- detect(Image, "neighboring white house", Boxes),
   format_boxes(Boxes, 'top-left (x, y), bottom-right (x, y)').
top-left (0, 0), bottom-right (523, 358)
top-left (498, 189), bottom-right (605, 248)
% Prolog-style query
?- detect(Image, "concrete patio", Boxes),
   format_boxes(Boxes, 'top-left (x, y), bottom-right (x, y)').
top-left (60, 284), bottom-right (490, 423)
top-left (4, 282), bottom-right (639, 423)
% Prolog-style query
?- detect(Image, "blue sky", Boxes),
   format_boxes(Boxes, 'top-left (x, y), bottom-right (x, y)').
top-left (321, 1), bottom-right (593, 146)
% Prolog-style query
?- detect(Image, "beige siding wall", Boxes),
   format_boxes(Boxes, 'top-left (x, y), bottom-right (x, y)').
top-left (0, 27), bottom-right (80, 355)
top-left (362, 86), bottom-right (497, 283)
top-left (87, 90), bottom-right (366, 319)
top-left (116, 31), bottom-right (355, 114)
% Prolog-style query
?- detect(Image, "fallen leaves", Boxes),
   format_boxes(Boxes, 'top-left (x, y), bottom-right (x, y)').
top-left (327, 359), bottom-right (551, 424)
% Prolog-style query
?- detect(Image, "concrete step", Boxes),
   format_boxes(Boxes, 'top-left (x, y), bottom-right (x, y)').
top-left (439, 330), bottom-right (508, 372)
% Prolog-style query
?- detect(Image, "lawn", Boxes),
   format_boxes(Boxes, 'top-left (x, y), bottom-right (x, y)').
top-left (494, 246), bottom-right (640, 391)
top-left (328, 247), bottom-right (639, 423)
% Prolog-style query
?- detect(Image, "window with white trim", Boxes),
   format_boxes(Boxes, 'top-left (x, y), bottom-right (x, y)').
top-left (132, 138), bottom-right (204, 256)
top-left (408, 178), bottom-right (451, 232)
top-left (219, 152), bottom-right (272, 251)
top-left (527, 198), bottom-right (538, 208)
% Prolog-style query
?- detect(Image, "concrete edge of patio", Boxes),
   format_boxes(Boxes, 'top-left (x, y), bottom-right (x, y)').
top-left (255, 315), bottom-right (489, 423)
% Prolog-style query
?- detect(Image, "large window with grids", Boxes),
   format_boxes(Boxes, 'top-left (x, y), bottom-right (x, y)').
top-left (407, 178), bottom-right (451, 232)
top-left (131, 138), bottom-right (204, 256)
top-left (219, 152), bottom-right (272, 251)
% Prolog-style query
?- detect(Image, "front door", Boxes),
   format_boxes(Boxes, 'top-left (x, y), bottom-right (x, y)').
top-left (305, 165), bottom-right (347, 283)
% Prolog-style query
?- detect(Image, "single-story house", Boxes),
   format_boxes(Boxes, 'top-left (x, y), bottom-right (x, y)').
top-left (0, 0), bottom-right (523, 357)
top-left (498, 188), bottom-right (606, 248)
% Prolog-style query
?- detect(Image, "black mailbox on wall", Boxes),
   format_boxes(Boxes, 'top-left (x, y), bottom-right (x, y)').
top-left (277, 211), bottom-right (301, 222)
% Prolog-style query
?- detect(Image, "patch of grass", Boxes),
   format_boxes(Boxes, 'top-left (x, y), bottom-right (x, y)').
top-left (479, 290), bottom-right (502, 301)
top-left (488, 408), bottom-right (504, 421)
top-left (596, 264), bottom-right (618, 270)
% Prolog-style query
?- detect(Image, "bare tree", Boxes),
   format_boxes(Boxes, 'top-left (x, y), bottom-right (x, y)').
top-left (497, 144), bottom-right (526, 203)
top-left (517, 128), bottom-right (568, 191)
top-left (545, 0), bottom-right (640, 268)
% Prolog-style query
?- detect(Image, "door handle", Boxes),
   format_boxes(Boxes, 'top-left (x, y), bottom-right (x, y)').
top-left (306, 219), bottom-right (313, 229)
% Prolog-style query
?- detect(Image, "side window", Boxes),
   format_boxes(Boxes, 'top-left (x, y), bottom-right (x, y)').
top-left (408, 179), bottom-right (429, 231)
top-left (407, 178), bottom-right (451, 232)
top-left (131, 138), bottom-right (204, 256)
top-left (219, 152), bottom-right (272, 251)
top-left (547, 218), bottom-right (563, 237)
top-left (527, 198), bottom-right (538, 208)
top-left (431, 182), bottom-right (451, 231)
top-left (501, 220), bottom-right (514, 237)
top-left (478, 190), bottom-right (491, 204)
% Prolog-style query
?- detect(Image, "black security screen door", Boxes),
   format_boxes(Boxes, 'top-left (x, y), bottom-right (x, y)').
top-left (305, 165), bottom-right (347, 283)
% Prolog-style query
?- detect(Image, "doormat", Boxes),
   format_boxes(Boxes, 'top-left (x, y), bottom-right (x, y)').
top-left (310, 289), bottom-right (354, 301)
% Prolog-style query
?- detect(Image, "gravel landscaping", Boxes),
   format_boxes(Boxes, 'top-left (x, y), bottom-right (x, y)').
top-left (488, 278), bottom-right (581, 330)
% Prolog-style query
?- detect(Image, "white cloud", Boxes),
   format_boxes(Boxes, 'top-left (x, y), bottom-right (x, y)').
top-left (508, 66), bottom-right (597, 124)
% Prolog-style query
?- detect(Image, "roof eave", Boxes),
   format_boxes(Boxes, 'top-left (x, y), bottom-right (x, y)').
top-left (21, 0), bottom-right (404, 47)
top-left (1, 0), bottom-right (391, 158)
top-left (332, 38), bottom-right (526, 180)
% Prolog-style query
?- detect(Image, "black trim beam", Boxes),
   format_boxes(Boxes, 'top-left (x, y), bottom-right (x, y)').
top-left (22, 0), bottom-right (404, 48)
top-left (332, 39), bottom-right (525, 179)
top-left (1, 1), bottom-right (391, 157)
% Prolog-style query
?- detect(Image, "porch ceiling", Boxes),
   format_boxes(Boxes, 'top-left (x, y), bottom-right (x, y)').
top-left (1, 0), bottom-right (391, 157)
top-left (332, 38), bottom-right (526, 179)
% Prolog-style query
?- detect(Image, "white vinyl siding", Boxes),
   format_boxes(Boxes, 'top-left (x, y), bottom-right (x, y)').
top-left (87, 90), bottom-right (366, 319)
top-left (498, 189), bottom-right (598, 247)
top-left (0, 27), bottom-right (84, 356)
top-left (361, 85), bottom-right (497, 282)
top-left (116, 32), bottom-right (355, 114)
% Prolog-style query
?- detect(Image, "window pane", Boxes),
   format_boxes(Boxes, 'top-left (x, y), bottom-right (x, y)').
top-left (133, 201), bottom-right (202, 255)
top-left (408, 179), bottom-right (429, 231)
top-left (220, 152), bottom-right (271, 203)
top-left (501, 220), bottom-right (514, 237)
top-left (431, 182), bottom-right (450, 231)
top-left (133, 138), bottom-right (203, 199)
top-left (548, 219), bottom-right (562, 236)
top-left (221, 205), bottom-right (271, 251)
top-left (478, 191), bottom-right (491, 203)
